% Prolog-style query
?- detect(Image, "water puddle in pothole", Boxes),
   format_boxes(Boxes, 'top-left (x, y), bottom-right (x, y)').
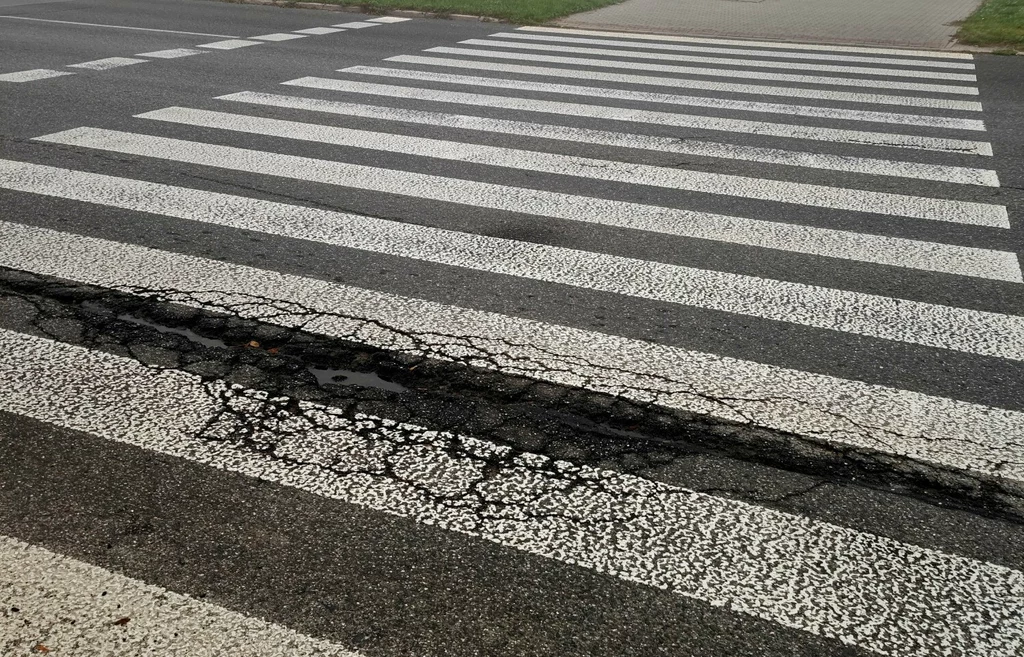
top-left (308, 367), bottom-right (408, 393)
top-left (82, 302), bottom-right (408, 393)
top-left (111, 310), bottom-right (230, 348)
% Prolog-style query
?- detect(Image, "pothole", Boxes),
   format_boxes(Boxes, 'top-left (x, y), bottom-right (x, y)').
top-left (91, 303), bottom-right (408, 394)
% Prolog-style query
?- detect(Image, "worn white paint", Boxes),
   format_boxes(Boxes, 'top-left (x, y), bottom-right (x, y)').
top-left (0, 226), bottom-right (1022, 477)
top-left (290, 76), bottom-right (994, 155)
top-left (139, 107), bottom-right (1005, 225)
top-left (337, 66), bottom-right (983, 130)
top-left (1, 329), bottom-right (1023, 657)
top-left (8, 143), bottom-right (1024, 358)
top-left (517, 26), bottom-right (976, 59)
top-left (332, 21), bottom-right (381, 28)
top-left (7, 153), bottom-right (1016, 286)
top-left (490, 31), bottom-right (976, 69)
top-left (67, 57), bottom-right (148, 71)
top-left (249, 33), bottom-right (308, 41)
top-left (385, 55), bottom-right (983, 111)
top-left (0, 535), bottom-right (363, 656)
top-left (4, 155), bottom-right (1016, 280)
top-left (3, 157), bottom-right (1019, 302)
top-left (221, 91), bottom-right (998, 186)
top-left (136, 48), bottom-right (207, 58)
top-left (196, 39), bottom-right (262, 50)
top-left (292, 27), bottom-right (343, 35)
top-left (456, 38), bottom-right (978, 81)
top-left (0, 68), bottom-right (74, 82)
top-left (425, 46), bottom-right (980, 95)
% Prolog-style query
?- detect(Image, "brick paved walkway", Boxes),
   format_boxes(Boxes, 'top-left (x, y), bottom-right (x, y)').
top-left (556, 0), bottom-right (983, 49)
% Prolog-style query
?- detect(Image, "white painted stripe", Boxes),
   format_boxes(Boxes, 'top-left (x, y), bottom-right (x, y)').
top-left (0, 535), bottom-right (363, 656)
top-left (425, 47), bottom-right (980, 95)
top-left (0, 14), bottom-right (237, 37)
top-left (249, 32), bottom-right (308, 41)
top-left (196, 39), bottom-right (262, 50)
top-left (386, 55), bottom-right (984, 111)
top-left (0, 69), bottom-right (74, 82)
top-left (367, 16), bottom-right (413, 22)
top-left (4, 158), bottom-right (1017, 320)
top-left (19, 137), bottom-right (1024, 359)
top-left (6, 154), bottom-right (1015, 290)
top-left (493, 31), bottom-right (976, 70)
top-left (1, 229), bottom-right (1022, 480)
top-left (332, 21), bottom-right (381, 28)
top-left (142, 107), bottom-right (1005, 226)
top-left (12, 156), bottom-right (1009, 282)
top-left (221, 91), bottom-right (1000, 186)
top-left (2, 328), bottom-right (1023, 657)
top-left (136, 48), bottom-right (206, 58)
top-left (457, 38), bottom-right (978, 81)
top-left (5, 228), bottom-right (1024, 487)
top-left (519, 26), bottom-right (976, 60)
top-left (294, 76), bottom-right (995, 156)
top-left (293, 26), bottom-right (344, 35)
top-left (67, 56), bottom-right (148, 71)
top-left (340, 65), bottom-right (984, 130)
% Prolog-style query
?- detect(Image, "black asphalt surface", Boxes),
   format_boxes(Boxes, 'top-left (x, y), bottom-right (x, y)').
top-left (1, 0), bottom-right (1024, 654)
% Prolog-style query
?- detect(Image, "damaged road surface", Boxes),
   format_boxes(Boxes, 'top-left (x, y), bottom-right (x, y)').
top-left (2, 1), bottom-right (1024, 655)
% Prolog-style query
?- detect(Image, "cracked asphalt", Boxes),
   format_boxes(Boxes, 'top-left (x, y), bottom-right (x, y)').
top-left (2, 0), bottom-right (1024, 655)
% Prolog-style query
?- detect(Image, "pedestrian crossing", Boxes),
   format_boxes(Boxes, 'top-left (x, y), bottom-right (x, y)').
top-left (2, 326), bottom-right (1023, 657)
top-left (304, 68), bottom-right (988, 129)
top-left (0, 535), bottom-right (361, 656)
top-left (283, 74), bottom-right (993, 153)
top-left (419, 46), bottom-right (980, 93)
top-left (2, 24), bottom-right (1023, 657)
top-left (220, 89), bottom-right (999, 184)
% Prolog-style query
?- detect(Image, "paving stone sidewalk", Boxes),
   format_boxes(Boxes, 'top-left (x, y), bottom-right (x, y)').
top-left (556, 0), bottom-right (984, 49)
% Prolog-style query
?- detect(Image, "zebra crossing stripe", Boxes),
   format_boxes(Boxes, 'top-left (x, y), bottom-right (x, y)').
top-left (336, 66), bottom-right (984, 130)
top-left (1, 327), bottom-right (1022, 657)
top-left (139, 106), bottom-right (1005, 225)
top-left (456, 38), bottom-right (978, 81)
top-left (425, 47), bottom-right (980, 95)
top-left (67, 57), bottom-right (148, 71)
top-left (489, 31), bottom-right (976, 70)
top-left (11, 136), bottom-right (1024, 360)
top-left (0, 69), bottom-right (74, 83)
top-left (3, 156), bottom-right (1013, 285)
top-left (386, 55), bottom-right (984, 111)
top-left (517, 26), bottom-right (976, 60)
top-left (250, 32), bottom-right (308, 41)
top-left (196, 39), bottom-right (261, 50)
top-left (136, 48), bottom-right (207, 58)
top-left (0, 535), bottom-right (362, 656)
top-left (2, 156), bottom-right (1019, 309)
top-left (332, 21), bottom-right (382, 28)
top-left (293, 27), bottom-right (343, 35)
top-left (293, 76), bottom-right (995, 155)
top-left (220, 91), bottom-right (999, 186)
top-left (1, 225), bottom-right (1022, 478)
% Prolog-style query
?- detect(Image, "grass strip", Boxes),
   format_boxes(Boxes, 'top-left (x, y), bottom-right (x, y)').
top-left (314, 0), bottom-right (625, 24)
top-left (957, 0), bottom-right (1024, 51)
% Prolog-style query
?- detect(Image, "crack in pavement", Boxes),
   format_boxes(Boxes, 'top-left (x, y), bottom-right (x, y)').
top-left (3, 270), bottom-right (1024, 520)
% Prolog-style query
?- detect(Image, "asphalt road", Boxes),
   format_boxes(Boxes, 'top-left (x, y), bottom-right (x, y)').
top-left (1, 1), bottom-right (1023, 655)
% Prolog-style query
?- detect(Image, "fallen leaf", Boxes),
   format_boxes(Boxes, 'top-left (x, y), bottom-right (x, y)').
top-left (267, 347), bottom-right (279, 354)
top-left (112, 617), bottom-right (130, 626)
top-left (247, 341), bottom-right (260, 348)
